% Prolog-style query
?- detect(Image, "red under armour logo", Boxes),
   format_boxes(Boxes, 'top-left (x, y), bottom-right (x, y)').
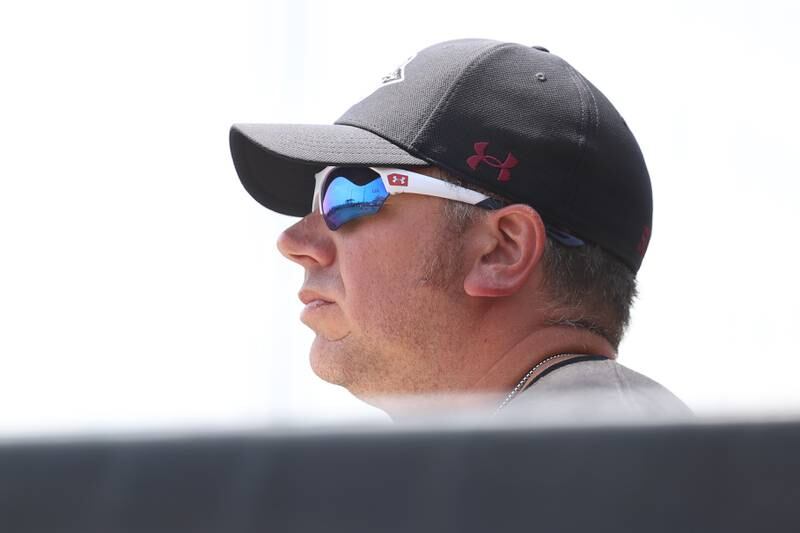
top-left (466, 141), bottom-right (518, 182)
top-left (388, 173), bottom-right (408, 186)
top-left (636, 226), bottom-right (651, 256)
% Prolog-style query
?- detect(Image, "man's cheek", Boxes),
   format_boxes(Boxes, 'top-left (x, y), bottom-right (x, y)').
top-left (350, 276), bottom-right (407, 327)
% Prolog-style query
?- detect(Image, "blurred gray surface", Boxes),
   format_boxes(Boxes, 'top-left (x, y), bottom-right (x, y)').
top-left (1, 421), bottom-right (799, 532)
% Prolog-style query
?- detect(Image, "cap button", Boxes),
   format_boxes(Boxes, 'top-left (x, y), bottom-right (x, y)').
top-left (531, 45), bottom-right (550, 53)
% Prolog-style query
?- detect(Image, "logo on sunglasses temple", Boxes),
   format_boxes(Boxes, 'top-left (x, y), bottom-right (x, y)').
top-left (387, 173), bottom-right (409, 187)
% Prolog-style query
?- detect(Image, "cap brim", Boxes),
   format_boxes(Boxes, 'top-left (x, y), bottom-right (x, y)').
top-left (229, 124), bottom-right (428, 216)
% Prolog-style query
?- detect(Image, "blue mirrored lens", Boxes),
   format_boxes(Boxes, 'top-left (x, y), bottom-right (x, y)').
top-left (322, 174), bottom-right (389, 230)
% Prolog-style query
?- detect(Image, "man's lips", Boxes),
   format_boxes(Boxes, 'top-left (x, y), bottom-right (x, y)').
top-left (298, 289), bottom-right (337, 318)
top-left (298, 289), bottom-right (349, 341)
top-left (298, 289), bottom-right (337, 329)
top-left (303, 299), bottom-right (333, 310)
top-left (298, 289), bottom-right (335, 306)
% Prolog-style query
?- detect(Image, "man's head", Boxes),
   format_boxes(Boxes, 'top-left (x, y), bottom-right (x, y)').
top-left (229, 39), bottom-right (651, 408)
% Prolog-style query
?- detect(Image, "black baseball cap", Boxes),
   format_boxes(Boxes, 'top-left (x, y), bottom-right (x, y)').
top-left (230, 38), bottom-right (652, 272)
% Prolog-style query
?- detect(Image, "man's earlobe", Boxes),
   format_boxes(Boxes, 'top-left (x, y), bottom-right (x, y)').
top-left (463, 205), bottom-right (547, 298)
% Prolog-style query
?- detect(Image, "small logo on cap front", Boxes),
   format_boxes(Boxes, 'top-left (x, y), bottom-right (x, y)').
top-left (380, 54), bottom-right (416, 86)
top-left (466, 142), bottom-right (518, 182)
top-left (388, 173), bottom-right (409, 186)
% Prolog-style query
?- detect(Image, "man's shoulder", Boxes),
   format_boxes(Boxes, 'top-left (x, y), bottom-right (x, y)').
top-left (504, 358), bottom-right (692, 421)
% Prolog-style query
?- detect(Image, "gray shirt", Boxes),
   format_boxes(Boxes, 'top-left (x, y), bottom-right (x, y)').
top-left (503, 358), bottom-right (691, 422)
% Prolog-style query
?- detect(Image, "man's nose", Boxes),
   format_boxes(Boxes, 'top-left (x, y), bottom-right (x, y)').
top-left (276, 213), bottom-right (335, 269)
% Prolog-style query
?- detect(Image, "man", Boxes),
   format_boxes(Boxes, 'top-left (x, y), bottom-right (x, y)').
top-left (229, 39), bottom-right (689, 420)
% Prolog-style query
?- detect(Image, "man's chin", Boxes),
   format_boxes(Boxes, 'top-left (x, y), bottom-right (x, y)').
top-left (307, 335), bottom-right (400, 405)
top-left (308, 334), bottom-right (353, 387)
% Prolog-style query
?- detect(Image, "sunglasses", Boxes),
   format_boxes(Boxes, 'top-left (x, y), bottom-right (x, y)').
top-left (311, 165), bottom-right (585, 247)
top-left (312, 166), bottom-right (503, 230)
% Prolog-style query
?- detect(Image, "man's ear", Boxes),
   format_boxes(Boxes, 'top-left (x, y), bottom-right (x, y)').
top-left (463, 204), bottom-right (547, 297)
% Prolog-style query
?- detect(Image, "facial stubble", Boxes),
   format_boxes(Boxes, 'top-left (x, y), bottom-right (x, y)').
top-left (316, 220), bottom-right (470, 399)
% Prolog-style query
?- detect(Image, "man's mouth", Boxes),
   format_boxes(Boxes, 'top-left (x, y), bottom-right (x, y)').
top-left (298, 289), bottom-right (350, 341)
top-left (298, 289), bottom-right (335, 307)
top-left (298, 289), bottom-right (337, 324)
top-left (303, 299), bottom-right (333, 310)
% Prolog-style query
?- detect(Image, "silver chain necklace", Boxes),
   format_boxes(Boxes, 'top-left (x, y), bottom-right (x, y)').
top-left (494, 353), bottom-right (575, 413)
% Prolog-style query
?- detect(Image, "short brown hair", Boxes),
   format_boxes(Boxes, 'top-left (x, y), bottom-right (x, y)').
top-left (415, 166), bottom-right (638, 349)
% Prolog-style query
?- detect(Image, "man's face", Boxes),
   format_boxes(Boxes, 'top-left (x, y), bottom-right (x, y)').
top-left (277, 189), bottom-right (472, 401)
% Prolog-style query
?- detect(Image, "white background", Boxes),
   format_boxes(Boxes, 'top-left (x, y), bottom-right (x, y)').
top-left (1, 0), bottom-right (798, 436)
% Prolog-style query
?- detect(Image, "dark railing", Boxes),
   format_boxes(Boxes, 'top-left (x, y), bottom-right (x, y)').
top-left (1, 421), bottom-right (799, 532)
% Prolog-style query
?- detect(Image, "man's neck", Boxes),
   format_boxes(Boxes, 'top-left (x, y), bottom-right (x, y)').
top-left (466, 325), bottom-right (616, 394)
top-left (375, 327), bottom-right (615, 422)
top-left (367, 303), bottom-right (617, 420)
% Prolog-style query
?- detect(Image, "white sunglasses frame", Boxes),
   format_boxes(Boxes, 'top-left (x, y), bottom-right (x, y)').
top-left (312, 166), bottom-right (492, 218)
top-left (310, 165), bottom-right (586, 246)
